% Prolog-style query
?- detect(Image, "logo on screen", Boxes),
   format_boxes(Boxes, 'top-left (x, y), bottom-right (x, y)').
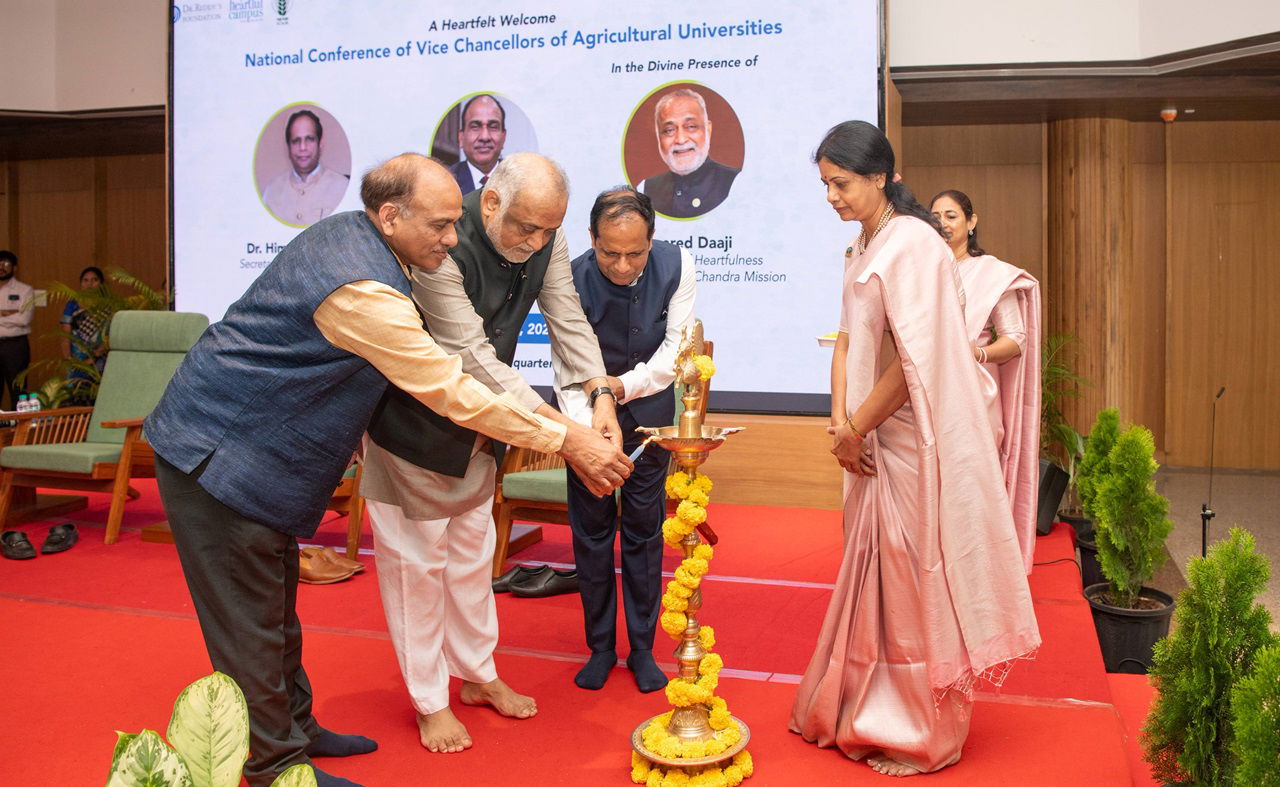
top-left (519, 314), bottom-right (551, 345)
top-left (275, 0), bottom-right (289, 24)
top-left (228, 0), bottom-right (263, 22)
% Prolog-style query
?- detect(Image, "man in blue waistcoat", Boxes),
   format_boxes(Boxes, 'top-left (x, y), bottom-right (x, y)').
top-left (144, 154), bottom-right (629, 787)
top-left (553, 187), bottom-right (696, 692)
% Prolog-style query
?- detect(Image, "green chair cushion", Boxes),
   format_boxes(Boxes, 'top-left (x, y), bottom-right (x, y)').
top-left (110, 311), bottom-right (209, 353)
top-left (0, 442), bottom-right (123, 474)
top-left (501, 468), bottom-right (569, 503)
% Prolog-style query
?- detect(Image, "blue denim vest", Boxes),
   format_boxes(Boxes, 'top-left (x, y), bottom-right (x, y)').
top-left (571, 240), bottom-right (681, 428)
top-left (146, 211), bottom-right (411, 536)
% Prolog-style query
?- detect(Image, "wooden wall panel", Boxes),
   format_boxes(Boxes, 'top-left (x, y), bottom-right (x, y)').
top-left (2, 153), bottom-right (167, 386)
top-left (901, 124), bottom-right (1044, 283)
top-left (1165, 121), bottom-right (1280, 469)
top-left (1125, 123), bottom-right (1167, 446)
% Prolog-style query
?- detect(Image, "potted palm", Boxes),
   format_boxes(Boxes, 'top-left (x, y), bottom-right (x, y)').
top-left (1142, 528), bottom-right (1275, 785)
top-left (1074, 408), bottom-right (1119, 588)
top-left (1037, 333), bottom-right (1086, 535)
top-left (1083, 424), bottom-right (1174, 673)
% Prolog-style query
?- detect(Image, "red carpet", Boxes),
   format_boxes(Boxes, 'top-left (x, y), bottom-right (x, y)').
top-left (0, 486), bottom-right (1149, 785)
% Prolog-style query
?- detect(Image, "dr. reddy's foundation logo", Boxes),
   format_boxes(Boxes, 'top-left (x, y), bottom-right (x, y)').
top-left (275, 0), bottom-right (290, 25)
top-left (229, 0), bottom-right (263, 22)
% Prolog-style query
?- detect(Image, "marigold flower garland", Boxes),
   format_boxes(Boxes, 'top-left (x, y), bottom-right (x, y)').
top-left (631, 442), bottom-right (752, 784)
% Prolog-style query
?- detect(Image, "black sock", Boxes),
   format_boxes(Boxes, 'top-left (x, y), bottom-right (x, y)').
top-left (306, 729), bottom-right (378, 758)
top-left (574, 650), bottom-right (617, 690)
top-left (311, 765), bottom-right (364, 787)
top-left (626, 650), bottom-right (668, 693)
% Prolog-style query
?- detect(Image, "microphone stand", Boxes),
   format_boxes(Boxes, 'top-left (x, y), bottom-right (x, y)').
top-left (1201, 386), bottom-right (1225, 557)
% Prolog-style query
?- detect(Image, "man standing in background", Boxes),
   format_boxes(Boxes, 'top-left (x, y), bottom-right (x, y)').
top-left (0, 250), bottom-right (33, 410)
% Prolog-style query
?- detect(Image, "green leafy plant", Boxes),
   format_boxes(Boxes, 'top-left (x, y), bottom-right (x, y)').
top-left (1093, 425), bottom-right (1173, 608)
top-left (1142, 528), bottom-right (1275, 786)
top-left (105, 672), bottom-right (315, 787)
top-left (1040, 332), bottom-right (1087, 466)
top-left (1231, 643), bottom-right (1280, 786)
top-left (19, 267), bottom-right (165, 407)
top-left (1076, 408), bottom-right (1120, 521)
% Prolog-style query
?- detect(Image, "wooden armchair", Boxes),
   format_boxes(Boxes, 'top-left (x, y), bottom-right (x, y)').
top-left (329, 462), bottom-right (367, 560)
top-left (491, 340), bottom-right (713, 577)
top-left (0, 311), bottom-right (209, 543)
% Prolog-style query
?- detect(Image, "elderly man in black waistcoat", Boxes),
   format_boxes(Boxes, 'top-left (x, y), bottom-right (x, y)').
top-left (552, 187), bottom-right (695, 692)
top-left (359, 153), bottom-right (630, 754)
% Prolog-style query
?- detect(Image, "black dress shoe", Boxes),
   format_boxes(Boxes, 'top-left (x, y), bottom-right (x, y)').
top-left (1, 531), bottom-right (36, 560)
top-left (511, 567), bottom-right (580, 598)
top-left (40, 523), bottom-right (78, 554)
top-left (492, 564), bottom-right (551, 593)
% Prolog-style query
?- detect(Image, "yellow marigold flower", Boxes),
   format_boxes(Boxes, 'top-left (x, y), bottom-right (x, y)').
top-left (700, 652), bottom-right (724, 676)
top-left (693, 473), bottom-right (713, 493)
top-left (703, 737), bottom-right (727, 756)
top-left (661, 592), bottom-right (688, 612)
top-left (656, 737), bottom-right (681, 760)
top-left (631, 761), bottom-right (651, 784)
top-left (698, 626), bottom-right (716, 650)
top-left (662, 771), bottom-right (690, 787)
top-left (693, 544), bottom-right (713, 561)
top-left (674, 566), bottom-right (700, 589)
top-left (709, 708), bottom-right (732, 730)
top-left (681, 740), bottom-right (708, 759)
top-left (723, 765), bottom-right (744, 787)
top-left (646, 770), bottom-right (663, 787)
top-left (683, 557), bottom-right (709, 578)
top-left (688, 488), bottom-right (710, 507)
top-left (695, 355), bottom-right (716, 381)
top-left (719, 726), bottom-right (741, 747)
top-left (667, 580), bottom-right (693, 599)
top-left (732, 750), bottom-right (753, 777)
top-left (665, 472), bottom-right (690, 499)
top-left (677, 500), bottom-right (707, 525)
top-left (696, 672), bottom-right (719, 695)
top-left (709, 696), bottom-right (728, 713)
top-left (660, 610), bottom-right (687, 637)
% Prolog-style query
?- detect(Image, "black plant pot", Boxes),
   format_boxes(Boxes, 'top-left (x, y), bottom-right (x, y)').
top-left (1077, 532), bottom-right (1104, 589)
top-left (1084, 583), bottom-right (1175, 674)
top-left (1036, 459), bottom-right (1070, 536)
top-left (1059, 513), bottom-right (1092, 538)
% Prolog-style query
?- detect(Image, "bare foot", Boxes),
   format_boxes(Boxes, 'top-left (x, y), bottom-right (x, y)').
top-left (416, 708), bottom-right (472, 753)
top-left (459, 677), bottom-right (538, 719)
top-left (867, 755), bottom-right (922, 777)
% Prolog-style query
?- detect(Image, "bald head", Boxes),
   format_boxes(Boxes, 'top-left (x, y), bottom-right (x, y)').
top-left (363, 153), bottom-right (462, 270)
top-left (479, 153), bottom-right (568, 263)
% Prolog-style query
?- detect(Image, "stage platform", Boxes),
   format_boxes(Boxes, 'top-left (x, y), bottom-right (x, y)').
top-left (0, 481), bottom-right (1157, 785)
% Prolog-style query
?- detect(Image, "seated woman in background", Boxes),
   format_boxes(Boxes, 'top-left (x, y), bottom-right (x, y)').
top-left (60, 266), bottom-right (110, 393)
top-left (930, 190), bottom-right (1042, 574)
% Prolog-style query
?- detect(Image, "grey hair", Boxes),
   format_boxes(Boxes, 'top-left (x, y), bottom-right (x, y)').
top-left (481, 152), bottom-right (570, 206)
top-left (654, 87), bottom-right (709, 127)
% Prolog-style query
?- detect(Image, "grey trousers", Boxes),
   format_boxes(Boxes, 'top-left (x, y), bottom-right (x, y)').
top-left (155, 455), bottom-right (321, 787)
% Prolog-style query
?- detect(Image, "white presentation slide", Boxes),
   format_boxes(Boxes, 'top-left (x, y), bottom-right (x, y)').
top-left (171, 0), bottom-right (880, 411)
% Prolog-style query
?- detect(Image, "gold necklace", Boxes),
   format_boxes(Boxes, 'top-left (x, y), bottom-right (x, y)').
top-left (856, 204), bottom-right (895, 254)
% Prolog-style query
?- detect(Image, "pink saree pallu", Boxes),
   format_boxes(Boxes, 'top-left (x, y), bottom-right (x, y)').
top-left (959, 255), bottom-right (1042, 575)
top-left (790, 218), bottom-right (1040, 773)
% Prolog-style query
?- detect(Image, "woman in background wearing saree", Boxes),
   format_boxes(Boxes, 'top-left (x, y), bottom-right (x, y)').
top-left (930, 190), bottom-right (1042, 574)
top-left (789, 121), bottom-right (1039, 777)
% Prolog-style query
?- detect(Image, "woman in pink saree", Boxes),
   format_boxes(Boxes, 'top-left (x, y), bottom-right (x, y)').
top-left (790, 122), bottom-right (1039, 776)
top-left (931, 190), bottom-right (1042, 574)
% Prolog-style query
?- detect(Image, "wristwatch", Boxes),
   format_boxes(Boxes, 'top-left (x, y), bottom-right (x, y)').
top-left (588, 386), bottom-right (615, 407)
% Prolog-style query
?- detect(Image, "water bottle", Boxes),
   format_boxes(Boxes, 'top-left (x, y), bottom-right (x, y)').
top-left (27, 395), bottom-right (40, 412)
top-left (15, 394), bottom-right (29, 413)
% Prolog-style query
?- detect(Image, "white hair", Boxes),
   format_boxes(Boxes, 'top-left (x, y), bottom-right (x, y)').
top-left (654, 88), bottom-right (708, 127)
top-left (480, 152), bottom-right (569, 207)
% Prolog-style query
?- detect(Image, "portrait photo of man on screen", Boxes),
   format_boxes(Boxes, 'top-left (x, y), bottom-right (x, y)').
top-left (259, 107), bottom-right (351, 227)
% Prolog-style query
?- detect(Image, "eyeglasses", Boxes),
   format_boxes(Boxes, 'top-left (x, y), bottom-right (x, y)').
top-left (659, 121), bottom-right (703, 139)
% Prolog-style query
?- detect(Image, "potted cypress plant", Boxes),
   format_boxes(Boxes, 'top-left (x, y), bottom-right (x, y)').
top-left (1083, 424), bottom-right (1174, 673)
top-left (1231, 643), bottom-right (1280, 786)
top-left (1036, 333), bottom-right (1086, 535)
top-left (1141, 528), bottom-right (1275, 785)
top-left (1074, 408), bottom-right (1120, 588)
